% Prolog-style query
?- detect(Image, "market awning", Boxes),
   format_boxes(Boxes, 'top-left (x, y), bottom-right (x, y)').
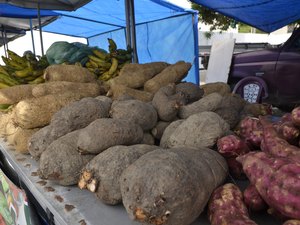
top-left (190, 0), bottom-right (300, 33)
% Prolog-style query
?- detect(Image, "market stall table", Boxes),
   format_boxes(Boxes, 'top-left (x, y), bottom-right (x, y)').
top-left (0, 139), bottom-right (282, 225)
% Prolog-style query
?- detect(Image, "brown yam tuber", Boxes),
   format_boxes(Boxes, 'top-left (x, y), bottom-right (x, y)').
top-left (109, 62), bottom-right (169, 88)
top-left (144, 61), bottom-right (191, 93)
top-left (208, 183), bottom-right (258, 225)
top-left (152, 84), bottom-right (186, 122)
top-left (77, 118), bottom-right (144, 154)
top-left (31, 81), bottom-right (105, 98)
top-left (164, 111), bottom-right (230, 149)
top-left (151, 121), bottom-right (171, 140)
top-left (141, 132), bottom-right (155, 145)
top-left (0, 112), bottom-right (13, 137)
top-left (200, 82), bottom-right (231, 96)
top-left (0, 84), bottom-right (36, 104)
top-left (108, 83), bottom-right (154, 102)
top-left (214, 106), bottom-right (240, 129)
top-left (79, 144), bottom-right (159, 205)
top-left (110, 99), bottom-right (157, 131)
top-left (219, 93), bottom-right (247, 112)
top-left (159, 120), bottom-right (183, 148)
top-left (13, 92), bottom-right (99, 129)
top-left (39, 130), bottom-right (94, 186)
top-left (243, 184), bottom-right (267, 212)
top-left (120, 147), bottom-right (228, 225)
top-left (178, 92), bottom-right (223, 119)
top-left (240, 103), bottom-right (272, 118)
top-left (175, 82), bottom-right (204, 103)
top-left (237, 151), bottom-right (300, 219)
top-left (43, 64), bottom-right (97, 83)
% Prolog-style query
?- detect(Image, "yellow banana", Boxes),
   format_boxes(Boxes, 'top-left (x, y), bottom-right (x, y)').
top-left (14, 67), bottom-right (34, 78)
top-left (92, 49), bottom-right (108, 60)
top-left (108, 58), bottom-right (119, 75)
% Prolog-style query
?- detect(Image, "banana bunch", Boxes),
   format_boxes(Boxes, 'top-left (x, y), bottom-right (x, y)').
top-left (0, 50), bottom-right (49, 88)
top-left (85, 38), bottom-right (132, 81)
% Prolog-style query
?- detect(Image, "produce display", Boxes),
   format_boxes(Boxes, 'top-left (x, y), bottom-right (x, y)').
top-left (2, 42), bottom-right (300, 225)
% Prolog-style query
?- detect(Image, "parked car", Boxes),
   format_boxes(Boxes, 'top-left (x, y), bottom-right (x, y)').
top-left (228, 26), bottom-right (300, 109)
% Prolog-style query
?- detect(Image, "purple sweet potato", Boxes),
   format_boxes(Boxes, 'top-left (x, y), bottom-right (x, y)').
top-left (217, 135), bottom-right (250, 158)
top-left (79, 144), bottom-right (160, 205)
top-left (237, 151), bottom-right (300, 219)
top-left (283, 220), bottom-right (300, 225)
top-left (236, 116), bottom-right (263, 149)
top-left (243, 184), bottom-right (267, 212)
top-left (292, 106), bottom-right (300, 126)
top-left (274, 120), bottom-right (300, 145)
top-left (226, 157), bottom-right (246, 180)
top-left (260, 116), bottom-right (300, 163)
top-left (208, 183), bottom-right (258, 225)
top-left (120, 147), bottom-right (228, 225)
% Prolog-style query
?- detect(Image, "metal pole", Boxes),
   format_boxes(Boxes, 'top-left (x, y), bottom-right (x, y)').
top-left (37, 2), bottom-right (44, 56)
top-left (29, 19), bottom-right (36, 56)
top-left (1, 28), bottom-right (7, 58)
top-left (4, 28), bottom-right (8, 55)
top-left (129, 0), bottom-right (138, 63)
top-left (125, 0), bottom-right (131, 51)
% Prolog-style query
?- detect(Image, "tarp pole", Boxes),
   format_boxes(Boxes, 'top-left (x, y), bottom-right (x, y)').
top-left (129, 0), bottom-right (138, 63)
top-left (192, 13), bottom-right (200, 85)
top-left (37, 2), bottom-right (45, 56)
top-left (1, 28), bottom-right (7, 58)
top-left (29, 19), bottom-right (36, 56)
top-left (125, 0), bottom-right (131, 50)
top-left (3, 28), bottom-right (8, 56)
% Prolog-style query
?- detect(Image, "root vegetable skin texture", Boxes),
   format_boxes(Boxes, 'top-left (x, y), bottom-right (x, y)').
top-left (236, 116), bottom-right (263, 149)
top-left (226, 157), bottom-right (246, 180)
top-left (152, 84), bottom-right (186, 122)
top-left (80, 144), bottom-right (160, 205)
top-left (77, 118), bottom-right (144, 154)
top-left (274, 121), bottom-right (300, 145)
top-left (217, 135), bottom-right (250, 158)
top-left (283, 220), bottom-right (300, 225)
top-left (259, 116), bottom-right (300, 162)
top-left (208, 183), bottom-right (258, 225)
top-left (175, 82), bottom-right (204, 103)
top-left (292, 107), bottom-right (300, 126)
top-left (120, 147), bottom-right (228, 225)
top-left (237, 151), bottom-right (300, 219)
top-left (243, 184), bottom-right (267, 212)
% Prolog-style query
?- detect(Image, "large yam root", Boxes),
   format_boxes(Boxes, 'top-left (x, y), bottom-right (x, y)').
top-left (120, 147), bottom-right (228, 225)
top-left (0, 84), bottom-right (35, 104)
top-left (77, 118), bottom-right (144, 154)
top-left (175, 82), bottom-right (204, 103)
top-left (208, 183), bottom-right (258, 225)
top-left (39, 130), bottom-right (94, 186)
top-left (79, 144), bottom-right (160, 205)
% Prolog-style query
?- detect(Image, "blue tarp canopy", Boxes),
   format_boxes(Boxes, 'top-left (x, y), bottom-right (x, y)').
top-left (41, 0), bottom-right (200, 84)
top-left (190, 0), bottom-right (300, 33)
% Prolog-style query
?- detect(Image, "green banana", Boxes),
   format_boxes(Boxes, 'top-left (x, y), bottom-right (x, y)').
top-left (108, 57), bottom-right (119, 75)
top-left (92, 49), bottom-right (108, 60)
top-left (14, 67), bottom-right (34, 78)
top-left (0, 72), bottom-right (20, 86)
top-left (108, 38), bottom-right (117, 53)
top-left (0, 82), bottom-right (10, 89)
top-left (28, 75), bottom-right (45, 84)
top-left (1, 56), bottom-right (25, 70)
top-left (7, 50), bottom-right (27, 67)
top-left (0, 66), bottom-right (9, 76)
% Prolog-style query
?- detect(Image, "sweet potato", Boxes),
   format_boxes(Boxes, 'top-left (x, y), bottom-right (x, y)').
top-left (43, 64), bottom-right (97, 83)
top-left (226, 157), bottom-right (246, 179)
top-left (178, 92), bottom-right (223, 119)
top-left (243, 184), bottom-right (267, 212)
top-left (13, 92), bottom-right (97, 129)
top-left (120, 147), bottom-right (228, 225)
top-left (164, 111), bottom-right (230, 149)
top-left (236, 116), bottom-right (263, 149)
top-left (152, 84), bottom-right (186, 122)
top-left (292, 106), bottom-right (300, 126)
top-left (144, 61), bottom-right (191, 93)
top-left (79, 144), bottom-right (159, 205)
top-left (175, 82), bottom-right (204, 103)
top-left (32, 81), bottom-right (104, 98)
top-left (110, 99), bottom-right (157, 131)
top-left (108, 83), bottom-right (153, 102)
top-left (77, 118), bottom-right (144, 154)
top-left (260, 116), bottom-right (300, 162)
top-left (237, 151), bottom-right (300, 219)
top-left (283, 220), bottom-right (300, 225)
top-left (39, 130), bottom-right (94, 186)
top-left (109, 62), bottom-right (169, 88)
top-left (274, 120), bottom-right (300, 145)
top-left (217, 135), bottom-right (250, 158)
top-left (208, 183), bottom-right (258, 225)
top-left (0, 84), bottom-right (35, 104)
